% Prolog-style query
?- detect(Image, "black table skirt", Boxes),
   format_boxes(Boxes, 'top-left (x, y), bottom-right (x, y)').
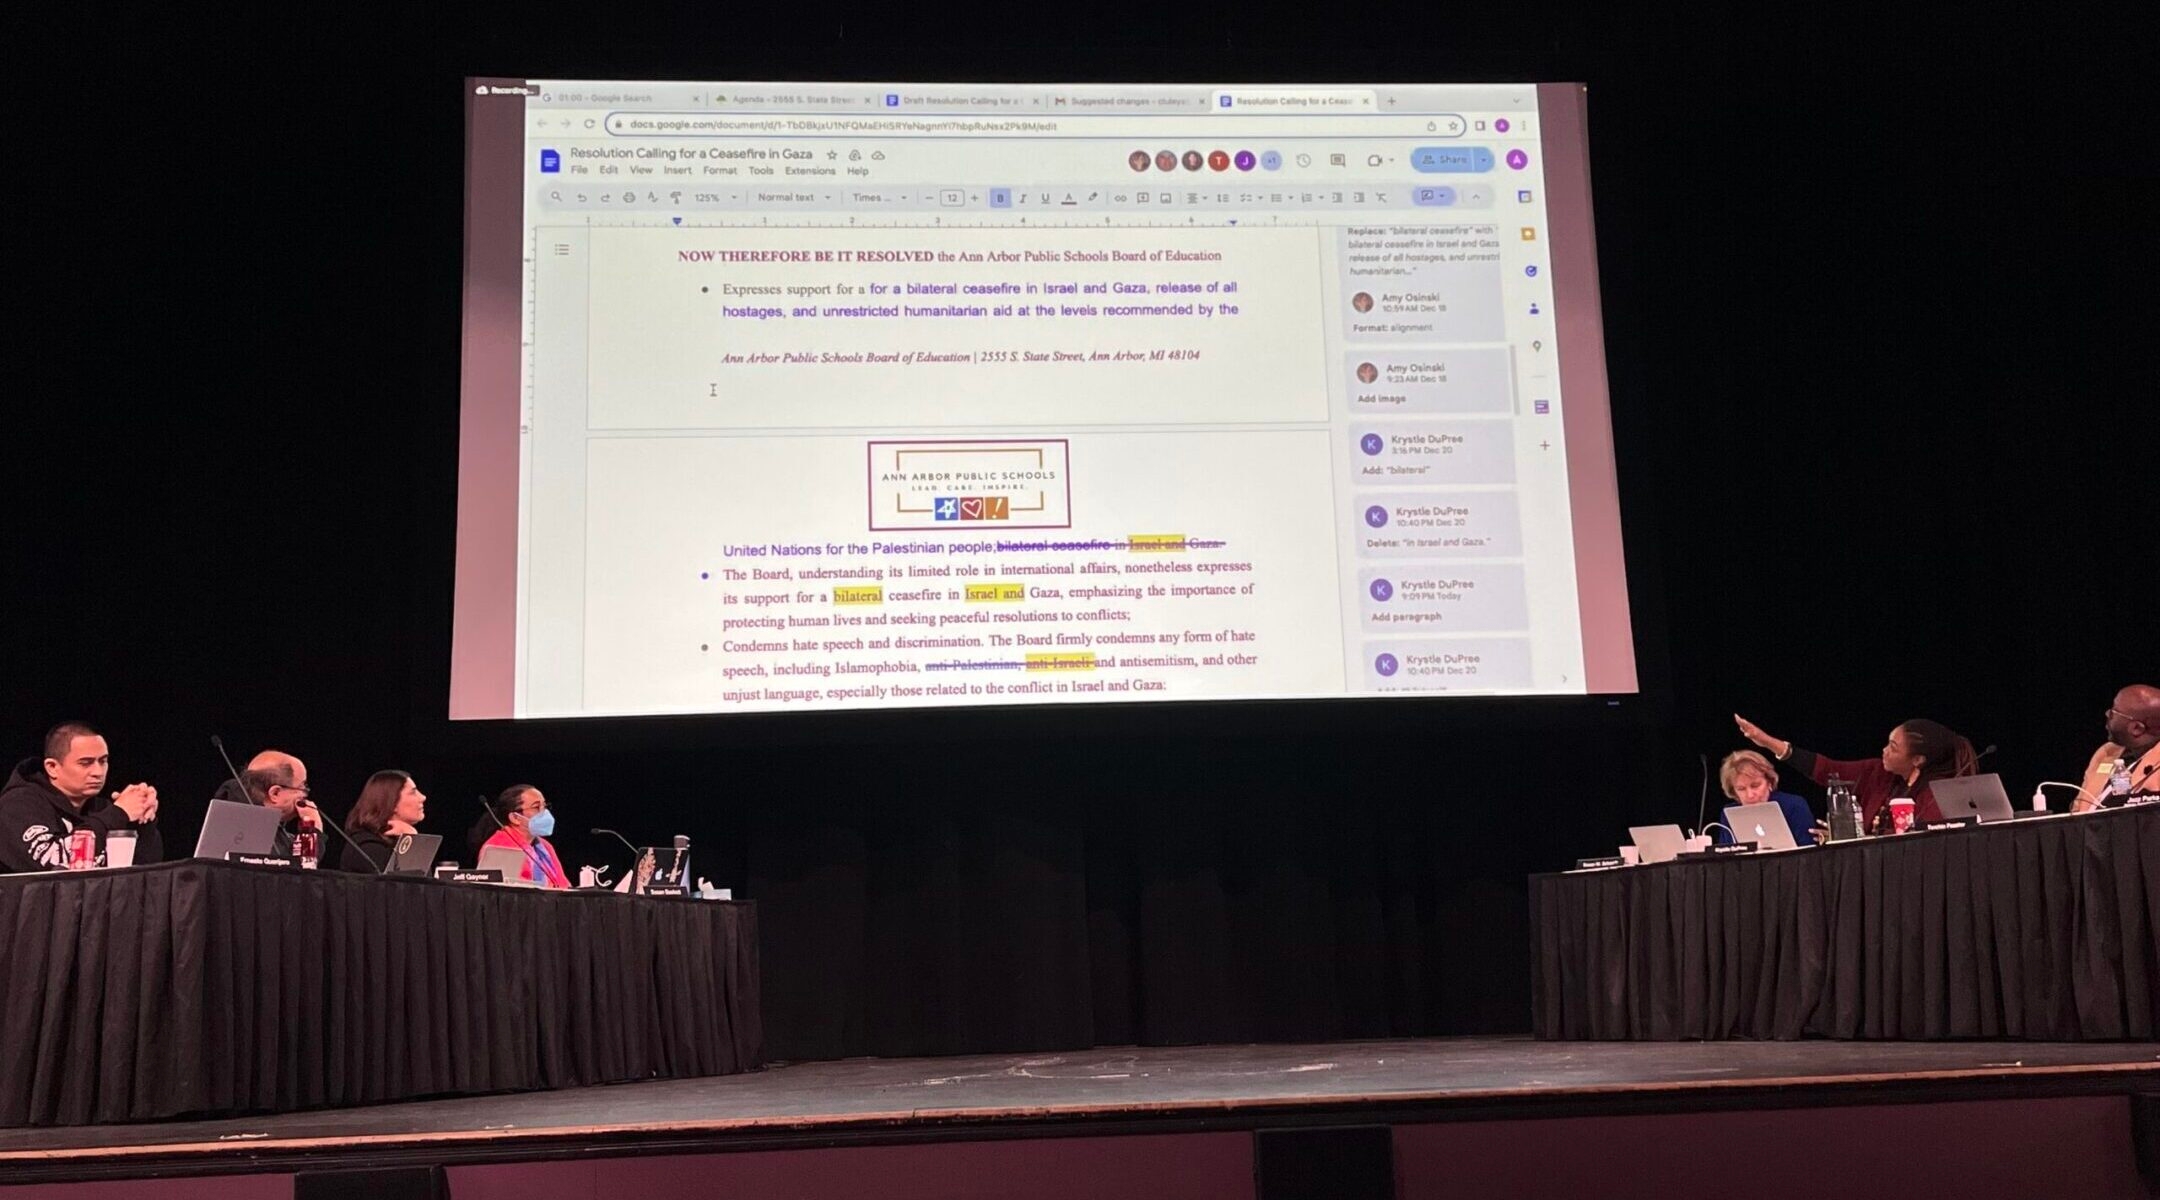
top-left (1531, 806), bottom-right (2160, 1040)
top-left (0, 860), bottom-right (761, 1126)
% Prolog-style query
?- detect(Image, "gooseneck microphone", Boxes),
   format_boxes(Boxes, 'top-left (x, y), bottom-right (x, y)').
top-left (592, 827), bottom-right (640, 860)
top-left (212, 735), bottom-right (386, 874)
top-left (1694, 752), bottom-right (1710, 839)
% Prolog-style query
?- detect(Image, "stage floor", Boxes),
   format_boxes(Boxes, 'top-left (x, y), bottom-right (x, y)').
top-left (4, 1037), bottom-right (2156, 1173)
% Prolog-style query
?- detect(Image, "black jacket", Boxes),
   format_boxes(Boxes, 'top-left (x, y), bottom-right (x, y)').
top-left (0, 758), bottom-right (165, 872)
top-left (339, 828), bottom-right (393, 874)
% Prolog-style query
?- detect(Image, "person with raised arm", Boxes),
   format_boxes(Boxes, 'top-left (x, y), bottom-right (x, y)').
top-left (1733, 713), bottom-right (1977, 838)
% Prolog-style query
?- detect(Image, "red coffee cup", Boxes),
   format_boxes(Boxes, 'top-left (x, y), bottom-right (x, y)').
top-left (1889, 797), bottom-right (1916, 834)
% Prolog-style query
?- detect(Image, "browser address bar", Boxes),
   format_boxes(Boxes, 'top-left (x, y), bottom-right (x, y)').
top-left (603, 113), bottom-right (1469, 138)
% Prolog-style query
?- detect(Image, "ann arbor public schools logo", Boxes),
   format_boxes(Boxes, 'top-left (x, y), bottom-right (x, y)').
top-left (932, 496), bottom-right (1011, 521)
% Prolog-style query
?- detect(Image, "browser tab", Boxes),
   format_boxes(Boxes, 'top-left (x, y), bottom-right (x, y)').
top-left (1211, 89), bottom-right (1377, 112)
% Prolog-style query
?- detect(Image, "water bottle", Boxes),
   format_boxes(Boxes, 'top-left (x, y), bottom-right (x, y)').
top-left (1827, 777), bottom-right (1862, 842)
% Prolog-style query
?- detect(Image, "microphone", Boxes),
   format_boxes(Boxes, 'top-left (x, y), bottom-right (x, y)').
top-left (592, 827), bottom-right (640, 859)
top-left (1974, 744), bottom-right (1999, 768)
top-left (212, 735), bottom-right (385, 873)
top-left (478, 794), bottom-right (550, 883)
top-left (1694, 752), bottom-right (1710, 839)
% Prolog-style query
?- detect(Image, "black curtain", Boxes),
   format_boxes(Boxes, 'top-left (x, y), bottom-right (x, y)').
top-left (0, 862), bottom-right (761, 1126)
top-left (1530, 806), bottom-right (2160, 1040)
top-left (748, 730), bottom-right (1643, 1061)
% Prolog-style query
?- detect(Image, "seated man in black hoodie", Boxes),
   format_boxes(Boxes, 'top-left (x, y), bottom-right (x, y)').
top-left (208, 749), bottom-right (321, 856)
top-left (0, 722), bottom-right (164, 872)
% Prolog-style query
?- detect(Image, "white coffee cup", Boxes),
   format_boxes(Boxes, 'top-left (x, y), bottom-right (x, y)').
top-left (1619, 845), bottom-right (1641, 865)
top-left (105, 831), bottom-right (138, 869)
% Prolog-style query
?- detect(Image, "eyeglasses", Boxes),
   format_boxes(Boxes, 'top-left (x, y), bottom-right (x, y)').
top-left (273, 783), bottom-right (311, 797)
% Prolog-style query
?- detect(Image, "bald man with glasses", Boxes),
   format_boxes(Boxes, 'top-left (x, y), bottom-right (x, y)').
top-left (210, 749), bottom-right (324, 855)
top-left (2074, 685), bottom-right (2160, 811)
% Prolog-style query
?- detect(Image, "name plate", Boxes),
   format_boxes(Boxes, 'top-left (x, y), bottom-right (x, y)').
top-left (227, 852), bottom-right (296, 868)
top-left (1923, 817), bottom-right (1979, 831)
top-left (436, 868), bottom-right (504, 883)
top-left (1677, 842), bottom-right (1757, 859)
top-left (1575, 855), bottom-right (1625, 870)
top-left (641, 883), bottom-right (690, 897)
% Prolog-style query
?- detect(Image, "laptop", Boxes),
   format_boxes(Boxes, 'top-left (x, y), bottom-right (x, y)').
top-left (618, 846), bottom-right (691, 894)
top-left (1931, 773), bottom-right (2016, 823)
top-left (194, 799), bottom-right (286, 858)
top-left (384, 832), bottom-right (442, 875)
top-left (476, 843), bottom-right (542, 885)
top-left (1724, 802), bottom-right (1799, 850)
top-left (1626, 824), bottom-right (1687, 864)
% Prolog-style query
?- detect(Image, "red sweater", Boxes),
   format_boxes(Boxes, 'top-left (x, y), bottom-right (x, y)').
top-left (1790, 748), bottom-right (1944, 834)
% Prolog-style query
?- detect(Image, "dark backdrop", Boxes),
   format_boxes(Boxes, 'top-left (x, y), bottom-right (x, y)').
top-left (9, 10), bottom-right (2147, 1061)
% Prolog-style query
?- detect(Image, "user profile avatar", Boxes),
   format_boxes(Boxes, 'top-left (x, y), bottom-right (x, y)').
top-left (1351, 291), bottom-right (1374, 314)
top-left (1181, 150), bottom-right (1204, 172)
top-left (1129, 150), bottom-right (1151, 172)
top-left (1356, 362), bottom-right (1378, 384)
top-left (1155, 150), bottom-right (1177, 172)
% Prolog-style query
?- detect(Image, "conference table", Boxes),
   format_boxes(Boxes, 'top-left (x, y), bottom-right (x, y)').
top-left (1530, 805), bottom-right (2159, 1040)
top-left (0, 859), bottom-right (761, 1127)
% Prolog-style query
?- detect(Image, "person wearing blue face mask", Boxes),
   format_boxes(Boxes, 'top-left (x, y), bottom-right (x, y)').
top-left (473, 784), bottom-right (569, 888)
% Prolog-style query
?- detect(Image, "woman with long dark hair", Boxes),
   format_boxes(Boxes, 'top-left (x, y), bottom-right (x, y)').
top-left (340, 769), bottom-right (428, 873)
top-left (1733, 714), bottom-right (1978, 836)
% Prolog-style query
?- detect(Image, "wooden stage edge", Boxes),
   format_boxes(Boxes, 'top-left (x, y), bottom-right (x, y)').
top-left (3, 1038), bottom-right (2157, 1177)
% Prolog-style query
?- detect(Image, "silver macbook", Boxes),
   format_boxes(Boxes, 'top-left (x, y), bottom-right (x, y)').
top-left (194, 799), bottom-right (287, 859)
top-left (1626, 824), bottom-right (1687, 864)
top-left (476, 843), bottom-right (542, 885)
top-left (1724, 802), bottom-right (1799, 850)
top-left (1931, 773), bottom-right (2016, 822)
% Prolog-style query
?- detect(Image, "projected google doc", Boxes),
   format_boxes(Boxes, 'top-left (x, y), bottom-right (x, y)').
top-left (464, 81), bottom-right (1637, 718)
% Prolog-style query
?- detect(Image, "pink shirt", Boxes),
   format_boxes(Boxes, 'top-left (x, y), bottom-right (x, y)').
top-left (481, 829), bottom-right (570, 888)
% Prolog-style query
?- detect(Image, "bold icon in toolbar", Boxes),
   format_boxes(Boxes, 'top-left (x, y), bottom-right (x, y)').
top-left (1156, 150), bottom-right (1177, 171)
top-left (1234, 150), bottom-right (1256, 171)
top-left (1182, 150), bottom-right (1203, 171)
top-left (539, 148), bottom-right (560, 173)
top-left (1129, 150), bottom-right (1150, 172)
top-left (1506, 149), bottom-right (1529, 170)
top-left (1208, 150), bottom-right (1231, 171)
